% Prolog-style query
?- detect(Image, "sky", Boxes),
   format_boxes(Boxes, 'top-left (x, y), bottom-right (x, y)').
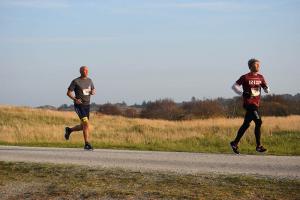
top-left (0, 0), bottom-right (299, 107)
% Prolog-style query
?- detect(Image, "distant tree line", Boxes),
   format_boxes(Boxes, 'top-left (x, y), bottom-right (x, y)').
top-left (55, 94), bottom-right (300, 120)
top-left (95, 94), bottom-right (300, 120)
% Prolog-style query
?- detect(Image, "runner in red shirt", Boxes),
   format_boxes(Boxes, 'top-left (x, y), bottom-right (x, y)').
top-left (230, 58), bottom-right (270, 154)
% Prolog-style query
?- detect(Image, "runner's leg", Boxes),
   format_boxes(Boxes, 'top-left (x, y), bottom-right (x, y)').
top-left (253, 110), bottom-right (262, 147)
top-left (82, 106), bottom-right (90, 144)
top-left (70, 124), bottom-right (83, 132)
top-left (82, 121), bottom-right (89, 143)
top-left (233, 109), bottom-right (253, 145)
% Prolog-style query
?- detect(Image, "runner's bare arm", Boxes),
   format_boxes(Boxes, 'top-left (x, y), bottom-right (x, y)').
top-left (67, 89), bottom-right (82, 104)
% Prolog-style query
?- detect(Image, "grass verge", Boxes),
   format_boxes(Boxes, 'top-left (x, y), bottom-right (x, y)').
top-left (1, 106), bottom-right (300, 155)
top-left (0, 161), bottom-right (299, 200)
top-left (1, 130), bottom-right (299, 156)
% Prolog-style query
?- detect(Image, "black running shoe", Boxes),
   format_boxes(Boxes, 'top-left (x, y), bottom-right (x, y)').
top-left (256, 146), bottom-right (267, 153)
top-left (84, 142), bottom-right (94, 151)
top-left (64, 127), bottom-right (72, 140)
top-left (230, 141), bottom-right (240, 154)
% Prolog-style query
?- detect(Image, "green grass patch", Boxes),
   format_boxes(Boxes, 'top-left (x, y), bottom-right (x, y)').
top-left (1, 130), bottom-right (299, 155)
top-left (0, 161), bottom-right (299, 200)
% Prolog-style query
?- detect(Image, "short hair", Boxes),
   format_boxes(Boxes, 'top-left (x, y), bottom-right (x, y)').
top-left (80, 66), bottom-right (88, 72)
top-left (248, 58), bottom-right (259, 68)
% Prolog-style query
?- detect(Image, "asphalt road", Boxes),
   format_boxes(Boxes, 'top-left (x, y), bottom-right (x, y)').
top-left (0, 145), bottom-right (299, 178)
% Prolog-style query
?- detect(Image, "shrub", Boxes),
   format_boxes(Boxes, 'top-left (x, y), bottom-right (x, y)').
top-left (98, 103), bottom-right (122, 116)
top-left (140, 99), bottom-right (185, 120)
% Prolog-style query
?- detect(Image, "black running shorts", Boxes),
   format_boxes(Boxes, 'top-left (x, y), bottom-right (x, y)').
top-left (74, 104), bottom-right (90, 122)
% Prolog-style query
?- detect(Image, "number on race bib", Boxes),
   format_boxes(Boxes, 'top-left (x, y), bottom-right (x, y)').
top-left (82, 86), bottom-right (91, 95)
top-left (251, 88), bottom-right (260, 97)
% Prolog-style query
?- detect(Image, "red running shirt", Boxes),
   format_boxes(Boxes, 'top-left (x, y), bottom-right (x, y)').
top-left (236, 72), bottom-right (268, 107)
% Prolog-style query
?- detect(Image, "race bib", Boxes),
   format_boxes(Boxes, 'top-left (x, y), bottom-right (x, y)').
top-left (82, 86), bottom-right (91, 95)
top-left (251, 88), bottom-right (260, 97)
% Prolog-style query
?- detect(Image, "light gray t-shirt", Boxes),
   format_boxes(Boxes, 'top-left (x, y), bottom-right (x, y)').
top-left (68, 77), bottom-right (95, 105)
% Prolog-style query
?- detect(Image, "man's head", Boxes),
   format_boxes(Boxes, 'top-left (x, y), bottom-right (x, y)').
top-left (80, 66), bottom-right (88, 78)
top-left (248, 58), bottom-right (260, 73)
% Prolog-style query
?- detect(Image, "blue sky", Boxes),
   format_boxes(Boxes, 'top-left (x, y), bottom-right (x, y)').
top-left (0, 0), bottom-right (299, 106)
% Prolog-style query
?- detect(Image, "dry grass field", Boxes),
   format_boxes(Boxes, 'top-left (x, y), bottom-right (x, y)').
top-left (0, 105), bottom-right (299, 155)
top-left (1, 161), bottom-right (299, 200)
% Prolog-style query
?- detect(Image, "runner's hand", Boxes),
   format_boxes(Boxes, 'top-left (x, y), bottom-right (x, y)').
top-left (90, 89), bottom-right (96, 95)
top-left (74, 99), bottom-right (82, 104)
top-left (263, 87), bottom-right (270, 94)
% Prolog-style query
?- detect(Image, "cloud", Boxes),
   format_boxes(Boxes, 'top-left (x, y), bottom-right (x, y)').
top-left (88, 1), bottom-right (271, 15)
top-left (0, 36), bottom-right (116, 44)
top-left (172, 1), bottom-right (269, 12)
top-left (1, 0), bottom-right (70, 9)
